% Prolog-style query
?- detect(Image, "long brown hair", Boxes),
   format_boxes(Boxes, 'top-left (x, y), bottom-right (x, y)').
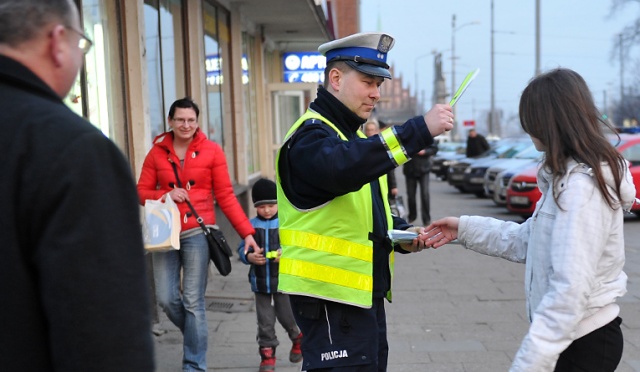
top-left (518, 68), bottom-right (626, 209)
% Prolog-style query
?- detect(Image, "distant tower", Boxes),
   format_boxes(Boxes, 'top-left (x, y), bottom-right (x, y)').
top-left (432, 53), bottom-right (447, 105)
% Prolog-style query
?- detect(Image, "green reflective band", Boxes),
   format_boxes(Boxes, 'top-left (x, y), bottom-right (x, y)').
top-left (280, 229), bottom-right (372, 263)
top-left (380, 127), bottom-right (409, 166)
top-left (280, 258), bottom-right (373, 291)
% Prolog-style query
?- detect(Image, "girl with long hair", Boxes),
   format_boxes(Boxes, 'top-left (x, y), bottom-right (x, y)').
top-left (423, 68), bottom-right (637, 371)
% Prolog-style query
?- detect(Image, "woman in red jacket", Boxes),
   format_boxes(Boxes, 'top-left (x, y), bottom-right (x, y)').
top-left (137, 97), bottom-right (258, 371)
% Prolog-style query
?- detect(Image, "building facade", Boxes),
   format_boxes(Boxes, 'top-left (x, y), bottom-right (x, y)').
top-left (69, 0), bottom-right (338, 238)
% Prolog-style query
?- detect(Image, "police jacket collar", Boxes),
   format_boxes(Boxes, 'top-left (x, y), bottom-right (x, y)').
top-left (310, 87), bottom-right (366, 138)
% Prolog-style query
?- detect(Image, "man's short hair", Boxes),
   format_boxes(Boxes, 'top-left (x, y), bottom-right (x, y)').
top-left (168, 97), bottom-right (200, 119)
top-left (0, 0), bottom-right (75, 46)
top-left (323, 60), bottom-right (350, 88)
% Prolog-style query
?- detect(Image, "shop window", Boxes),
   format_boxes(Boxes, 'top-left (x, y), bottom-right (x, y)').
top-left (242, 33), bottom-right (260, 175)
top-left (144, 0), bottom-right (186, 139)
top-left (203, 2), bottom-right (236, 181)
top-left (64, 0), bottom-right (127, 154)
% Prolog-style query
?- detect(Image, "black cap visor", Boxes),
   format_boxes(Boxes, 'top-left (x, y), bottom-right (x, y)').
top-left (345, 60), bottom-right (392, 79)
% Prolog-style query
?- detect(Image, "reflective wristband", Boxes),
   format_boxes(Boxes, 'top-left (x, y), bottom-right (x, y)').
top-left (380, 126), bottom-right (409, 166)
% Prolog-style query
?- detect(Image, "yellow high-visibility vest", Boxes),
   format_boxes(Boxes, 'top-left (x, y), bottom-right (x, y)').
top-left (276, 110), bottom-right (404, 308)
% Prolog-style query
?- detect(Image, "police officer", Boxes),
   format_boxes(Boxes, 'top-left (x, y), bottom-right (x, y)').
top-left (276, 32), bottom-right (454, 371)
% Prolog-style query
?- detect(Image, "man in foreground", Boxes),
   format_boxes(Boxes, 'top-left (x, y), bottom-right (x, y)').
top-left (0, 0), bottom-right (155, 370)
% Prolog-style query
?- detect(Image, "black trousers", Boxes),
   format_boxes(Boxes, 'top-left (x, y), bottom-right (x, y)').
top-left (554, 317), bottom-right (623, 372)
top-left (405, 172), bottom-right (431, 224)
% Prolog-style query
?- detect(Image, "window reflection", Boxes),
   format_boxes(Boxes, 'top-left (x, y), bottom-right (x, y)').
top-left (242, 33), bottom-right (259, 175)
top-left (144, 0), bottom-right (185, 139)
top-left (64, 0), bottom-right (127, 153)
top-left (203, 2), bottom-right (236, 180)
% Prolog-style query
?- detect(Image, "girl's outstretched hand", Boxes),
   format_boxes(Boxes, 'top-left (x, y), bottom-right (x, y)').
top-left (421, 217), bottom-right (460, 248)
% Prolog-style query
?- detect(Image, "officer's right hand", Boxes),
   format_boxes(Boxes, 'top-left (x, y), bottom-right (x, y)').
top-left (423, 104), bottom-right (454, 136)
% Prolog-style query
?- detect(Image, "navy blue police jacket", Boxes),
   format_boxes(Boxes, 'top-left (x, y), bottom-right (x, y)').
top-left (278, 87), bottom-right (435, 298)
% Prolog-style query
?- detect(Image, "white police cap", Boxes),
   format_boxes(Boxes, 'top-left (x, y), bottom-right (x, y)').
top-left (318, 32), bottom-right (395, 79)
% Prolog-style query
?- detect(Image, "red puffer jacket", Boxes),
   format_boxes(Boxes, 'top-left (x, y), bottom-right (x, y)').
top-left (137, 130), bottom-right (255, 238)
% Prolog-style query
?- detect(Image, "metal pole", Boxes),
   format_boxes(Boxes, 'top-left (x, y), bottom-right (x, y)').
top-left (535, 0), bottom-right (541, 76)
top-left (620, 33), bottom-right (624, 104)
top-left (451, 14), bottom-right (457, 139)
top-left (450, 15), bottom-right (479, 140)
top-left (414, 58), bottom-right (419, 114)
top-left (490, 0), bottom-right (495, 136)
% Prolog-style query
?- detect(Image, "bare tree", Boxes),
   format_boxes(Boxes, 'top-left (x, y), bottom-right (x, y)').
top-left (609, 0), bottom-right (640, 59)
top-left (609, 0), bottom-right (640, 129)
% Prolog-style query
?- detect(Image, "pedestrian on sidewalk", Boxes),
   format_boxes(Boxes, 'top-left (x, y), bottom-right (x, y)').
top-left (423, 68), bottom-right (636, 371)
top-left (238, 178), bottom-right (303, 371)
top-left (465, 128), bottom-right (490, 158)
top-left (137, 97), bottom-right (260, 371)
top-left (402, 142), bottom-right (438, 225)
top-left (0, 0), bottom-right (155, 370)
top-left (276, 31), bottom-right (454, 371)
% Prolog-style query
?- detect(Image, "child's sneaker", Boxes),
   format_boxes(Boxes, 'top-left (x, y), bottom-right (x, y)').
top-left (259, 346), bottom-right (276, 371)
top-left (289, 333), bottom-right (303, 363)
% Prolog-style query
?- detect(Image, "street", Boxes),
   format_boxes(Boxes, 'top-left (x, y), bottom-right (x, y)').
top-left (153, 171), bottom-right (640, 371)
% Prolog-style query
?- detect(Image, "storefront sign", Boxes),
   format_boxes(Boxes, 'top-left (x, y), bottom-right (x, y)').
top-left (283, 52), bottom-right (326, 83)
top-left (205, 54), bottom-right (249, 85)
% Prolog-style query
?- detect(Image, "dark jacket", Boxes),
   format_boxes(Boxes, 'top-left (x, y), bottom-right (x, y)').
top-left (387, 169), bottom-right (397, 191)
top-left (402, 143), bottom-right (439, 177)
top-left (238, 214), bottom-right (280, 293)
top-left (278, 87), bottom-right (432, 298)
top-left (466, 134), bottom-right (491, 157)
top-left (0, 55), bottom-right (154, 371)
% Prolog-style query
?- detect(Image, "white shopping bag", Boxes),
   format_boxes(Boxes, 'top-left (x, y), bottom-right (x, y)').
top-left (142, 194), bottom-right (181, 252)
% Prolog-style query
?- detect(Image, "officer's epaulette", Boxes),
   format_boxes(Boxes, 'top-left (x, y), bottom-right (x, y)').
top-left (302, 118), bottom-right (323, 127)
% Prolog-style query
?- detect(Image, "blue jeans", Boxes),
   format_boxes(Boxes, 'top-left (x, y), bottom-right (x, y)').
top-left (153, 233), bottom-right (209, 372)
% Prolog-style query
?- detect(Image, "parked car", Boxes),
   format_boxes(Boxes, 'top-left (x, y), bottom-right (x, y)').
top-left (461, 139), bottom-right (534, 197)
top-left (491, 164), bottom-right (532, 206)
top-left (506, 134), bottom-right (640, 217)
top-left (505, 163), bottom-right (541, 217)
top-left (447, 138), bottom-right (529, 192)
top-left (430, 141), bottom-right (466, 180)
top-left (484, 145), bottom-right (543, 203)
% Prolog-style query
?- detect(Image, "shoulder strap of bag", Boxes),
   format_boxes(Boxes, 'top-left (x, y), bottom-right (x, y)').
top-left (169, 159), bottom-right (212, 237)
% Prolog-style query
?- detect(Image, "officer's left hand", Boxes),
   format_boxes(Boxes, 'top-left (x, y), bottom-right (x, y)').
top-left (399, 226), bottom-right (430, 253)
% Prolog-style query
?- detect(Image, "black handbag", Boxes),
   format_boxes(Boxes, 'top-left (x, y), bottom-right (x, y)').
top-left (204, 226), bottom-right (233, 276)
top-left (170, 161), bottom-right (233, 276)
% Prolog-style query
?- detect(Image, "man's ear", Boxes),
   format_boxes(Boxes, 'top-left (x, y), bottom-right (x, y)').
top-left (48, 24), bottom-right (68, 68)
top-left (327, 67), bottom-right (342, 92)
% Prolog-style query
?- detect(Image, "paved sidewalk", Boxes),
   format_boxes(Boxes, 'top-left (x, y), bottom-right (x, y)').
top-left (153, 171), bottom-right (640, 371)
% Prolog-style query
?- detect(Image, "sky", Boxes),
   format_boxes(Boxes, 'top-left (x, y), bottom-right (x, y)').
top-left (359, 0), bottom-right (640, 137)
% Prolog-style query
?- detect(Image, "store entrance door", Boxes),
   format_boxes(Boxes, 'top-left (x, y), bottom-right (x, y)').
top-left (266, 82), bottom-right (318, 177)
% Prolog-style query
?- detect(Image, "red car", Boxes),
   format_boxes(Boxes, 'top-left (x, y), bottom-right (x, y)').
top-left (505, 163), bottom-right (541, 217)
top-left (506, 134), bottom-right (640, 217)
